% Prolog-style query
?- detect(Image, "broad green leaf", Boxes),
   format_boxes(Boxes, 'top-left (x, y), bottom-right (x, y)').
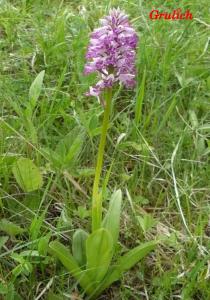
top-left (29, 214), bottom-right (45, 241)
top-left (49, 241), bottom-right (92, 294)
top-left (88, 114), bottom-right (100, 137)
top-left (11, 253), bottom-right (33, 277)
top-left (86, 228), bottom-right (113, 285)
top-left (29, 70), bottom-right (45, 109)
top-left (137, 214), bottom-right (157, 234)
top-left (25, 117), bottom-right (38, 144)
top-left (72, 229), bottom-right (89, 268)
top-left (11, 253), bottom-right (25, 264)
top-left (88, 266), bottom-right (120, 299)
top-left (12, 158), bottom-right (43, 192)
top-left (117, 240), bottom-right (158, 272)
top-left (74, 206), bottom-right (90, 219)
top-left (12, 262), bottom-right (32, 277)
top-left (0, 219), bottom-right (24, 236)
top-left (90, 240), bottom-right (158, 299)
top-left (53, 128), bottom-right (84, 169)
top-left (38, 233), bottom-right (51, 256)
top-left (102, 189), bottom-right (122, 247)
top-left (65, 133), bottom-right (84, 163)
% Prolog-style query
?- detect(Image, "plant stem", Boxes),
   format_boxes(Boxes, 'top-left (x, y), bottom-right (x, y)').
top-left (92, 88), bottom-right (112, 232)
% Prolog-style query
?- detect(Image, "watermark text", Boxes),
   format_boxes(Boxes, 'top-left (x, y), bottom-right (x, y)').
top-left (149, 8), bottom-right (193, 20)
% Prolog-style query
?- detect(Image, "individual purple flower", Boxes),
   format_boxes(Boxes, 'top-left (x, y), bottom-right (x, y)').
top-left (84, 8), bottom-right (138, 97)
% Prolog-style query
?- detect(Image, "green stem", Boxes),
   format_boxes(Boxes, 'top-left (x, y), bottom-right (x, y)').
top-left (92, 88), bottom-right (112, 232)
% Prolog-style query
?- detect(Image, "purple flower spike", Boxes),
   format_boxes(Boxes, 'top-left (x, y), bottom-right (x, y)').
top-left (84, 8), bottom-right (138, 97)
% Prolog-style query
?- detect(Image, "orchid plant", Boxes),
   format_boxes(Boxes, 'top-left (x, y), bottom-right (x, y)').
top-left (49, 8), bottom-right (158, 299)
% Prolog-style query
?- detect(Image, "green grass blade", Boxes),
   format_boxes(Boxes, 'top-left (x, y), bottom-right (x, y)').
top-left (156, 96), bottom-right (177, 133)
top-left (135, 68), bottom-right (146, 125)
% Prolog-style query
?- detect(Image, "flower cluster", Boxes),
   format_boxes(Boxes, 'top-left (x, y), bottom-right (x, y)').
top-left (84, 8), bottom-right (138, 97)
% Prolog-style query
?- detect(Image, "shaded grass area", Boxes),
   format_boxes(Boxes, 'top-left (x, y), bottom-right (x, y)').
top-left (0, 0), bottom-right (209, 299)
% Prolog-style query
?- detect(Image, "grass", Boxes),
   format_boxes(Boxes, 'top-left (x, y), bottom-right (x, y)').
top-left (0, 0), bottom-right (210, 299)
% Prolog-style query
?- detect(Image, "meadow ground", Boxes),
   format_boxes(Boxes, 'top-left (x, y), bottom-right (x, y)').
top-left (0, 0), bottom-right (210, 299)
